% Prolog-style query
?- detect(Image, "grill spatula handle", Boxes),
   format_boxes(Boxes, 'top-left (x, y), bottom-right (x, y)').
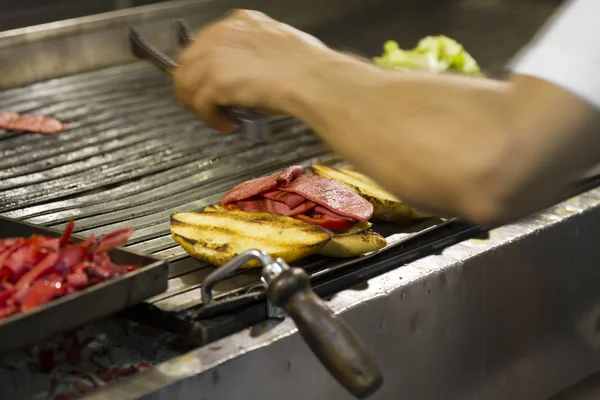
top-left (267, 267), bottom-right (383, 399)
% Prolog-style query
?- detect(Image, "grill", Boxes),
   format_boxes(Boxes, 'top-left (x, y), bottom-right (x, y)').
top-left (6, 1), bottom-right (600, 399)
top-left (0, 0), bottom-right (587, 348)
top-left (0, 62), bottom-right (326, 294)
top-left (0, 58), bottom-right (479, 344)
top-left (4, 54), bottom-right (598, 347)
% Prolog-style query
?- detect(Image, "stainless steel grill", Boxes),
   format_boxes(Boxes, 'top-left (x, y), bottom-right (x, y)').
top-left (6, 2), bottom-right (600, 400)
top-left (0, 61), bottom-right (344, 314)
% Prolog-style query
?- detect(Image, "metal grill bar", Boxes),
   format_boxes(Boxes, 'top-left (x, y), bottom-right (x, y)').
top-left (0, 61), bottom-right (340, 309)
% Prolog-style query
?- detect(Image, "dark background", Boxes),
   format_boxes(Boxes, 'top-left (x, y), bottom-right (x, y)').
top-left (0, 0), bottom-right (164, 31)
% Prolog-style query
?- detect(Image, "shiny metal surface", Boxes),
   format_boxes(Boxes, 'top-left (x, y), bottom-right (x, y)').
top-left (201, 250), bottom-right (277, 304)
top-left (87, 190), bottom-right (600, 400)
top-left (226, 109), bottom-right (271, 143)
top-left (0, 0), bottom-right (562, 88)
top-left (0, 0), bottom-right (392, 89)
top-left (200, 250), bottom-right (385, 398)
top-left (261, 258), bottom-right (288, 286)
top-left (0, 0), bottom-right (160, 31)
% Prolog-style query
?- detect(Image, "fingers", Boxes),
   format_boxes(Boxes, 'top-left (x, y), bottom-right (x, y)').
top-left (172, 61), bottom-right (230, 133)
top-left (177, 22), bottom-right (218, 66)
top-left (178, 9), bottom-right (268, 66)
top-left (173, 16), bottom-right (241, 131)
top-left (227, 9), bottom-right (270, 22)
top-left (173, 65), bottom-right (237, 133)
top-left (172, 58), bottom-right (207, 109)
top-left (189, 85), bottom-right (238, 133)
top-left (172, 9), bottom-right (282, 130)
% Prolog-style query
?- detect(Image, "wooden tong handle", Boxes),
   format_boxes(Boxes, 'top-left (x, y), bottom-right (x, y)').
top-left (268, 268), bottom-right (384, 398)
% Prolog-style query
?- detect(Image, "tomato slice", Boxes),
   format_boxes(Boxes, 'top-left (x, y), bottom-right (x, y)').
top-left (224, 203), bottom-right (240, 211)
top-left (223, 201), bottom-right (356, 231)
top-left (294, 213), bottom-right (354, 232)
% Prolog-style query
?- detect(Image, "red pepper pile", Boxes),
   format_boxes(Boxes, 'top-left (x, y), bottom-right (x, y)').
top-left (0, 220), bottom-right (138, 319)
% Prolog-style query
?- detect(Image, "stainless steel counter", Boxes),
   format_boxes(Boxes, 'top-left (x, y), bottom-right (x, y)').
top-left (3, 188), bottom-right (599, 400)
top-left (72, 189), bottom-right (600, 400)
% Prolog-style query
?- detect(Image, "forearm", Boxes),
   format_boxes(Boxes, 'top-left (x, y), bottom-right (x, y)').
top-left (173, 4), bottom-right (600, 224)
top-left (281, 50), bottom-right (600, 224)
top-left (501, 74), bottom-right (600, 218)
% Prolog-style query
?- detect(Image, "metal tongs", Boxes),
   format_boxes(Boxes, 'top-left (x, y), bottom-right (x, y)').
top-left (202, 249), bottom-right (383, 399)
top-left (129, 19), bottom-right (270, 142)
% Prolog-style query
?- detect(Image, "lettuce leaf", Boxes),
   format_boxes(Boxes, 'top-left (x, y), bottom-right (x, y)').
top-left (373, 36), bottom-right (483, 77)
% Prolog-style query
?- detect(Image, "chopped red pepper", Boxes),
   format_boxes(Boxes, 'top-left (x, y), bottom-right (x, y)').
top-left (86, 254), bottom-right (112, 279)
top-left (94, 228), bottom-right (134, 253)
top-left (15, 252), bottom-right (60, 301)
top-left (0, 243), bottom-right (27, 280)
top-left (60, 220), bottom-right (75, 247)
top-left (51, 247), bottom-right (83, 275)
top-left (21, 274), bottom-right (65, 311)
top-left (79, 235), bottom-right (95, 250)
top-left (66, 272), bottom-right (88, 289)
top-left (0, 288), bottom-right (14, 307)
top-left (0, 222), bottom-right (139, 319)
top-left (226, 198), bottom-right (357, 231)
top-left (294, 213), bottom-right (354, 231)
top-left (0, 304), bottom-right (17, 319)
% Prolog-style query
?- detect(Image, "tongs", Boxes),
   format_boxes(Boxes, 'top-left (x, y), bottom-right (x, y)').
top-left (129, 20), bottom-right (270, 142)
top-left (201, 249), bottom-right (384, 399)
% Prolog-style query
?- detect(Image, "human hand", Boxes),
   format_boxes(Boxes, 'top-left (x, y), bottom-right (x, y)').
top-left (173, 10), bottom-right (329, 132)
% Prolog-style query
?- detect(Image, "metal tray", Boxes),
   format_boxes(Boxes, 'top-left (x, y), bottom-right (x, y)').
top-left (0, 216), bottom-right (169, 354)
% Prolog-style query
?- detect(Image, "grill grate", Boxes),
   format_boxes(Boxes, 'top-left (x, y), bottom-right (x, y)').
top-left (0, 61), bottom-right (336, 311)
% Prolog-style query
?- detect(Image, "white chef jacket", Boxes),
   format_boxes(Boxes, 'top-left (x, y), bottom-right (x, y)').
top-left (511, 0), bottom-right (600, 110)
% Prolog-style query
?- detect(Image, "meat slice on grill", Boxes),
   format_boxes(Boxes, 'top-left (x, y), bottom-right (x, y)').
top-left (218, 165), bottom-right (374, 231)
top-left (280, 175), bottom-right (373, 221)
top-left (220, 165), bottom-right (304, 204)
top-left (0, 111), bottom-right (69, 134)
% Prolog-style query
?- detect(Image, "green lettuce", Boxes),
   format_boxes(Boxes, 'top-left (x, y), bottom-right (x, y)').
top-left (373, 35), bottom-right (483, 77)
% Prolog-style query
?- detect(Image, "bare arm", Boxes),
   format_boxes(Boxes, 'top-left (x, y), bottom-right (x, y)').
top-left (173, 6), bottom-right (600, 226)
top-left (279, 50), bottom-right (600, 224)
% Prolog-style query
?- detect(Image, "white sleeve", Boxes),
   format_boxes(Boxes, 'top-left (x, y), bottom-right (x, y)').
top-left (510, 0), bottom-right (600, 110)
